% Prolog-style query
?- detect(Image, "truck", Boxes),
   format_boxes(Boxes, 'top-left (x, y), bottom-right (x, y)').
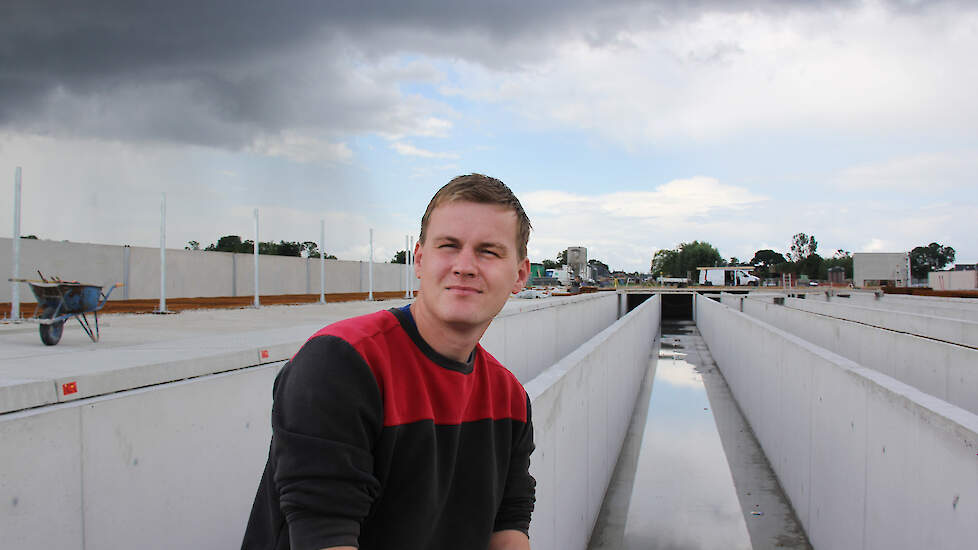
top-left (697, 267), bottom-right (759, 286)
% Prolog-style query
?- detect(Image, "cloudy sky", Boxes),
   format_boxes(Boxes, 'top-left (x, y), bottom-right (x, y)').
top-left (1, 0), bottom-right (975, 271)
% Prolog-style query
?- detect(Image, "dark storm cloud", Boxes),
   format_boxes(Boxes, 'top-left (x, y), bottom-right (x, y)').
top-left (0, 0), bottom-right (885, 148)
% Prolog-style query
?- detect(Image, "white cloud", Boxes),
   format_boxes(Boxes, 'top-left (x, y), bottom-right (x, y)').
top-left (834, 152), bottom-right (978, 191)
top-left (391, 142), bottom-right (459, 159)
top-left (861, 238), bottom-right (892, 253)
top-left (519, 177), bottom-right (767, 270)
top-left (655, 358), bottom-right (703, 389)
top-left (443, 2), bottom-right (978, 146)
top-left (249, 132), bottom-right (353, 164)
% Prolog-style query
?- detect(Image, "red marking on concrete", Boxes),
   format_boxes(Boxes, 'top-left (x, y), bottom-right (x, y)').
top-left (62, 381), bottom-right (78, 395)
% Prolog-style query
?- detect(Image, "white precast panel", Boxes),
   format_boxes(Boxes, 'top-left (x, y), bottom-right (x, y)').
top-left (696, 294), bottom-right (978, 550)
top-left (525, 294), bottom-right (660, 550)
top-left (737, 294), bottom-right (978, 416)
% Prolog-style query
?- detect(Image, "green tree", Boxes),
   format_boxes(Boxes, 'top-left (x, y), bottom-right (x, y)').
top-left (557, 249), bottom-right (568, 265)
top-left (651, 249), bottom-right (680, 277)
top-left (789, 233), bottom-right (818, 262)
top-left (541, 259), bottom-right (559, 270)
top-left (823, 249), bottom-right (853, 279)
top-left (391, 250), bottom-right (407, 264)
top-left (749, 249), bottom-right (787, 278)
top-left (302, 241), bottom-right (321, 258)
top-left (797, 253), bottom-right (824, 280)
top-left (677, 241), bottom-right (723, 280)
top-left (275, 241), bottom-right (302, 257)
top-left (185, 240), bottom-right (200, 250)
top-left (206, 235), bottom-right (246, 253)
top-left (910, 242), bottom-right (955, 278)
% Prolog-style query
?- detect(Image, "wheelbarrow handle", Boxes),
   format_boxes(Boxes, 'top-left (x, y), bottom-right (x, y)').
top-left (7, 277), bottom-right (46, 283)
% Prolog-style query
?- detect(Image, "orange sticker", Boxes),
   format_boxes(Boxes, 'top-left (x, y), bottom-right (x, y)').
top-left (62, 381), bottom-right (78, 395)
top-left (260, 349), bottom-right (269, 359)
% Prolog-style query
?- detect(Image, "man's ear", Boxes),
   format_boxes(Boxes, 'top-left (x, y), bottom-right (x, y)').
top-left (413, 240), bottom-right (422, 279)
top-left (512, 257), bottom-right (531, 293)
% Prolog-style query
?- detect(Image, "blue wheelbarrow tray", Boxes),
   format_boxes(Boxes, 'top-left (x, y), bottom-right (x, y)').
top-left (25, 281), bottom-right (122, 345)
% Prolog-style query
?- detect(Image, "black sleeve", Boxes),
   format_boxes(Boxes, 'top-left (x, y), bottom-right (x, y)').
top-left (493, 395), bottom-right (536, 535)
top-left (271, 335), bottom-right (384, 550)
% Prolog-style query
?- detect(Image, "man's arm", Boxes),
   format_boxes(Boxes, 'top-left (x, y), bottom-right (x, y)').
top-left (273, 336), bottom-right (383, 549)
top-left (492, 395), bottom-right (536, 544)
top-left (489, 529), bottom-right (531, 550)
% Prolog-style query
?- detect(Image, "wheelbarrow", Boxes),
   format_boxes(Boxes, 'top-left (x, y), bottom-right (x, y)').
top-left (10, 277), bottom-right (124, 345)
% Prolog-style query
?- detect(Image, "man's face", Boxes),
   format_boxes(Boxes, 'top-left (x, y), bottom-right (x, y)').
top-left (414, 200), bottom-right (530, 331)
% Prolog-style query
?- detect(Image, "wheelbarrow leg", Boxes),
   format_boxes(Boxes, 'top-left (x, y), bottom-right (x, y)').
top-left (76, 312), bottom-right (99, 343)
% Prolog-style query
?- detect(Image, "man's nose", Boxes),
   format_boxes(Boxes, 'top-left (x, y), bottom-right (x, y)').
top-left (452, 247), bottom-right (478, 277)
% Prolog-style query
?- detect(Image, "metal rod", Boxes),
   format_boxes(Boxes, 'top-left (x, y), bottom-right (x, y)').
top-left (405, 235), bottom-right (410, 298)
top-left (11, 167), bottom-right (21, 320)
top-left (368, 228), bottom-right (374, 301)
top-left (320, 219), bottom-right (326, 304)
top-left (158, 192), bottom-right (167, 312)
top-left (254, 208), bottom-right (260, 307)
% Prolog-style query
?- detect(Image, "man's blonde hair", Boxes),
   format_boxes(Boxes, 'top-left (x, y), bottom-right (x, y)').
top-left (419, 174), bottom-right (532, 260)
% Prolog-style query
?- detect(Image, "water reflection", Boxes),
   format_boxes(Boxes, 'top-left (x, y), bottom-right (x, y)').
top-left (621, 324), bottom-right (752, 550)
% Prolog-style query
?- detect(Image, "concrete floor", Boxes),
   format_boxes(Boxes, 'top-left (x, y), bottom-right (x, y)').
top-left (588, 320), bottom-right (810, 550)
top-left (0, 294), bottom-right (584, 413)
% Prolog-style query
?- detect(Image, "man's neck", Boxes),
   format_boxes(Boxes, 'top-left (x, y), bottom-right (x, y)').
top-left (409, 303), bottom-right (489, 363)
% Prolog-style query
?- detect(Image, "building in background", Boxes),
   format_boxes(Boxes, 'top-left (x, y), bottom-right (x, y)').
top-left (928, 269), bottom-right (978, 290)
top-left (853, 252), bottom-right (909, 287)
top-left (827, 266), bottom-right (846, 285)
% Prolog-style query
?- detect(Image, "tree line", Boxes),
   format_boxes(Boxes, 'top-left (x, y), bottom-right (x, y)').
top-left (187, 235), bottom-right (336, 259)
top-left (651, 234), bottom-right (957, 281)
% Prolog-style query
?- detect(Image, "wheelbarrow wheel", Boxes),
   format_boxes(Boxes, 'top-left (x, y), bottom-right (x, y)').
top-left (39, 308), bottom-right (65, 346)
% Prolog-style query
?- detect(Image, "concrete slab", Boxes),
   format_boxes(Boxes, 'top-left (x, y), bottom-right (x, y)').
top-left (0, 293), bottom-right (617, 414)
top-left (0, 299), bottom-right (408, 413)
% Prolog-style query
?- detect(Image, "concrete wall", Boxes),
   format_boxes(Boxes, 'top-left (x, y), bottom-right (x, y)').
top-left (0, 365), bottom-right (278, 550)
top-left (1, 237), bottom-right (410, 301)
top-left (479, 292), bottom-right (621, 383)
top-left (525, 295), bottom-right (660, 550)
top-left (853, 252), bottom-right (909, 287)
top-left (778, 295), bottom-right (978, 348)
top-left (929, 270), bottom-right (978, 291)
top-left (0, 292), bottom-right (637, 549)
top-left (823, 291), bottom-right (978, 323)
top-left (723, 293), bottom-right (978, 416)
top-left (697, 294), bottom-right (978, 550)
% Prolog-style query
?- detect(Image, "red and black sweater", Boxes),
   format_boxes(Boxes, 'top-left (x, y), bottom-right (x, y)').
top-left (242, 306), bottom-right (535, 550)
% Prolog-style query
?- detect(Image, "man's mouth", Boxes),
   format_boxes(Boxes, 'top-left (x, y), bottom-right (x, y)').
top-left (446, 286), bottom-right (482, 295)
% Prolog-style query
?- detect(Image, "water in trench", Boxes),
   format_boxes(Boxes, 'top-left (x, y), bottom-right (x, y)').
top-left (587, 320), bottom-right (810, 550)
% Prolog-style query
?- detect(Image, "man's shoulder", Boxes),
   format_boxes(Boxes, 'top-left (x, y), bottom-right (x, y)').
top-left (476, 345), bottom-right (525, 392)
top-left (307, 309), bottom-right (401, 347)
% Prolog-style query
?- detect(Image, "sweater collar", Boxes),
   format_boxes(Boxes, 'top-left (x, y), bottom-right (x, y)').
top-left (389, 305), bottom-right (476, 374)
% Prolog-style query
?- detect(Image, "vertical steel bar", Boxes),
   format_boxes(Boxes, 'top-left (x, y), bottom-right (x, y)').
top-left (405, 235), bottom-right (410, 298)
top-left (158, 192), bottom-right (167, 313)
top-left (320, 219), bottom-right (326, 304)
top-left (122, 245), bottom-right (131, 299)
top-left (368, 228), bottom-right (374, 301)
top-left (11, 167), bottom-right (21, 320)
top-left (254, 208), bottom-right (260, 307)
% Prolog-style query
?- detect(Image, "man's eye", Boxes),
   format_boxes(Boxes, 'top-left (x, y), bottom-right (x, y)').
top-left (438, 243), bottom-right (458, 249)
top-left (482, 249), bottom-right (500, 257)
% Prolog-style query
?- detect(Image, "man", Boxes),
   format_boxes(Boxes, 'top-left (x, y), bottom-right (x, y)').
top-left (242, 174), bottom-right (535, 550)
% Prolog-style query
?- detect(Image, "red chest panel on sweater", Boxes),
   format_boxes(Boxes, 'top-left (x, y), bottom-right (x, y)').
top-left (310, 310), bottom-right (527, 427)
